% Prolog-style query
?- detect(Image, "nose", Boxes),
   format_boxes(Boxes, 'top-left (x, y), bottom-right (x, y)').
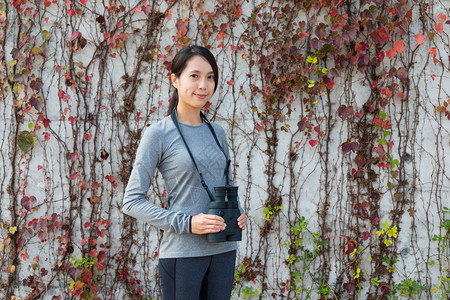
top-left (198, 77), bottom-right (207, 89)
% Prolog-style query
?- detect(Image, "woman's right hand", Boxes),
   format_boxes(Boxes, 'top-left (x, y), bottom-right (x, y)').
top-left (191, 213), bottom-right (226, 234)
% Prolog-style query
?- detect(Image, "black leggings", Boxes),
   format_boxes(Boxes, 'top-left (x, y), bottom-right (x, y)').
top-left (158, 250), bottom-right (236, 300)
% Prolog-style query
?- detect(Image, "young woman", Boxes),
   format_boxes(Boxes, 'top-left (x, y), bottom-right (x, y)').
top-left (122, 45), bottom-right (247, 300)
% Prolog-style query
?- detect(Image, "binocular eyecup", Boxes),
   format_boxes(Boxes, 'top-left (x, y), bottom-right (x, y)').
top-left (206, 186), bottom-right (242, 243)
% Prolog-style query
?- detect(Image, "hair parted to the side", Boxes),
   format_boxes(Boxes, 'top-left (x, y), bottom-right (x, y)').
top-left (167, 45), bottom-right (219, 115)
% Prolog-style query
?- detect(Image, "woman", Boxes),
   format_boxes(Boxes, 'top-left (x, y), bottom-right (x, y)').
top-left (122, 45), bottom-right (247, 300)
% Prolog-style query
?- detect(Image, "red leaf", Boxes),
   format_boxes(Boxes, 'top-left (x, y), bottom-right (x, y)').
top-left (373, 116), bottom-right (382, 125)
top-left (97, 250), bottom-right (106, 263)
top-left (21, 196), bottom-right (37, 212)
top-left (90, 195), bottom-right (101, 203)
top-left (414, 34), bottom-right (425, 45)
top-left (326, 78), bottom-right (334, 90)
top-left (385, 49), bottom-right (396, 60)
top-left (370, 27), bottom-right (390, 44)
top-left (337, 105), bottom-right (354, 120)
top-left (343, 282), bottom-right (355, 293)
top-left (70, 31), bottom-right (81, 41)
top-left (96, 262), bottom-right (106, 272)
top-left (69, 172), bottom-right (79, 180)
top-left (142, 5), bottom-right (152, 14)
top-left (362, 231), bottom-right (371, 241)
top-left (254, 123), bottom-right (263, 132)
top-left (227, 80), bottom-right (234, 85)
top-left (345, 240), bottom-right (356, 254)
top-left (81, 269), bottom-right (93, 285)
top-left (89, 249), bottom-right (97, 257)
top-left (79, 180), bottom-right (87, 190)
top-left (92, 181), bottom-right (102, 189)
top-left (38, 230), bottom-right (48, 242)
top-left (381, 88), bottom-right (392, 97)
top-left (342, 141), bottom-right (359, 154)
top-left (68, 116), bottom-right (77, 125)
top-left (84, 133), bottom-right (92, 140)
top-left (79, 0), bottom-right (87, 5)
top-left (437, 13), bottom-right (446, 22)
top-left (69, 152), bottom-right (78, 161)
top-left (309, 139), bottom-right (318, 147)
top-left (427, 47), bottom-right (437, 58)
top-left (44, 132), bottom-right (51, 141)
top-left (97, 229), bottom-right (107, 238)
top-left (396, 67), bottom-right (408, 84)
top-left (397, 92), bottom-right (404, 99)
top-left (434, 22), bottom-right (443, 34)
top-left (105, 174), bottom-right (115, 183)
top-left (84, 222), bottom-right (93, 229)
top-left (67, 9), bottom-right (75, 16)
top-left (43, 118), bottom-right (51, 128)
top-left (393, 40), bottom-right (404, 54)
top-left (20, 252), bottom-right (29, 261)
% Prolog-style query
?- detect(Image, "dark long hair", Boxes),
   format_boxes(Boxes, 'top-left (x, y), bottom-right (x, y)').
top-left (166, 45), bottom-right (219, 115)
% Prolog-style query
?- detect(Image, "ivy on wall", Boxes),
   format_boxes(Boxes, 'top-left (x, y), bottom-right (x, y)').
top-left (0, 0), bottom-right (449, 299)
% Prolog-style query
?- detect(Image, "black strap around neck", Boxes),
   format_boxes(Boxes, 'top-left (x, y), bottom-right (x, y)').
top-left (171, 109), bottom-right (231, 201)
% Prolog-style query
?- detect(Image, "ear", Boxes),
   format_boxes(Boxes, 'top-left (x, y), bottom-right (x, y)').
top-left (171, 73), bottom-right (178, 89)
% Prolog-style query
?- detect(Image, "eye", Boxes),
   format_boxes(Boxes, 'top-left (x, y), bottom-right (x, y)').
top-left (208, 75), bottom-right (215, 80)
top-left (190, 74), bottom-right (198, 78)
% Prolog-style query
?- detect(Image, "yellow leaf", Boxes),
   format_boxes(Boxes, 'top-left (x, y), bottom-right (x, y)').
top-left (7, 265), bottom-right (15, 274)
top-left (8, 60), bottom-right (17, 68)
top-left (9, 226), bottom-right (17, 234)
top-left (0, 241), bottom-right (3, 249)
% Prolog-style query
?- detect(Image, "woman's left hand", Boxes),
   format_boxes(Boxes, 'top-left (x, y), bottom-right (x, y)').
top-left (237, 213), bottom-right (247, 230)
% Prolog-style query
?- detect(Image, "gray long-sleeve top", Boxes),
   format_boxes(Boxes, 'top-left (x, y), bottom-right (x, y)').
top-left (122, 116), bottom-right (239, 258)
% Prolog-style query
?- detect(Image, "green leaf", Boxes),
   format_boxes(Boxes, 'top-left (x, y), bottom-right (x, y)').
top-left (8, 60), bottom-right (17, 68)
top-left (41, 30), bottom-right (52, 41)
top-left (13, 83), bottom-right (23, 96)
top-left (321, 68), bottom-right (328, 75)
top-left (28, 123), bottom-right (35, 131)
top-left (18, 130), bottom-right (38, 152)
top-left (31, 46), bottom-right (42, 55)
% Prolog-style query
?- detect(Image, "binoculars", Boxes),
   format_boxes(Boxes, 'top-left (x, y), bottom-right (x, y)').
top-left (207, 186), bottom-right (242, 243)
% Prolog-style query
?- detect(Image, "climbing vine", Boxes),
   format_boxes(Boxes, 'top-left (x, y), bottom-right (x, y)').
top-left (0, 0), bottom-right (449, 299)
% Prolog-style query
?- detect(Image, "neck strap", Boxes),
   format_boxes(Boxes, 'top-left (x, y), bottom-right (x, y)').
top-left (171, 109), bottom-right (231, 201)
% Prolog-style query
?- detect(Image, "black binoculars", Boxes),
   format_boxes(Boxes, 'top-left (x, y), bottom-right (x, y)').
top-left (207, 186), bottom-right (242, 243)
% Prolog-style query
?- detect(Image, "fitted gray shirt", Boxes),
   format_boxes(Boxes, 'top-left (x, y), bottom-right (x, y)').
top-left (122, 116), bottom-right (239, 258)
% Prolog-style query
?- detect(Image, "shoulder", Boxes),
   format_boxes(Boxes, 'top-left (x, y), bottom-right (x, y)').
top-left (139, 117), bottom-right (177, 147)
top-left (142, 117), bottom-right (174, 137)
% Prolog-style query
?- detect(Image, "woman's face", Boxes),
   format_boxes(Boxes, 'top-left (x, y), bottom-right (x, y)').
top-left (171, 55), bottom-right (216, 111)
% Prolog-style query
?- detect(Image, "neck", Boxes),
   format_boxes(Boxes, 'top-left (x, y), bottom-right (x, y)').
top-left (175, 105), bottom-right (202, 126)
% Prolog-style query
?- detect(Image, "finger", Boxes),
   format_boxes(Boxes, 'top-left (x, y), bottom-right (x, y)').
top-left (205, 214), bottom-right (225, 222)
